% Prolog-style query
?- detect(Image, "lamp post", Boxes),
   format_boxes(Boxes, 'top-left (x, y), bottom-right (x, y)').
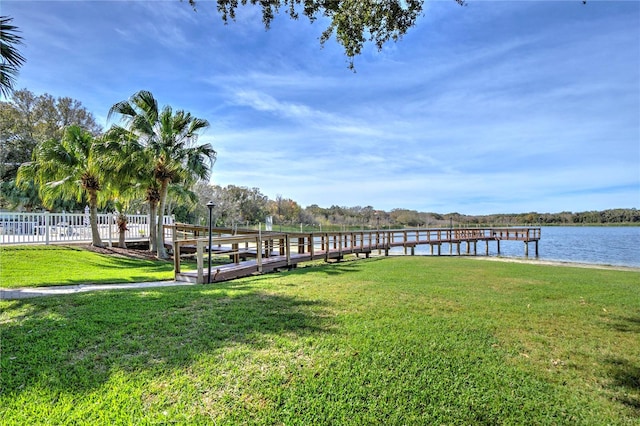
top-left (206, 201), bottom-right (215, 284)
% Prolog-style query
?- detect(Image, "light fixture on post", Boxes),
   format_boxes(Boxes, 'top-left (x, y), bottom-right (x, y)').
top-left (206, 201), bottom-right (215, 284)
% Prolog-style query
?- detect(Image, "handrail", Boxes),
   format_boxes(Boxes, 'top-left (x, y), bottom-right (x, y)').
top-left (169, 224), bottom-right (542, 283)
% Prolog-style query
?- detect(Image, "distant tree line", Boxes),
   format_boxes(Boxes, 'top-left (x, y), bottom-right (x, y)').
top-left (184, 181), bottom-right (639, 229)
top-left (452, 209), bottom-right (640, 226)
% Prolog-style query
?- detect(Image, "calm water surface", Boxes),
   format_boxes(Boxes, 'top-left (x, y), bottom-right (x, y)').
top-left (408, 226), bottom-right (640, 268)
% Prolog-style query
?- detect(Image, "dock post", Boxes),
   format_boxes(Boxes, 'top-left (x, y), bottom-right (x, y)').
top-left (232, 243), bottom-right (240, 264)
top-left (497, 240), bottom-right (501, 254)
top-left (524, 241), bottom-right (529, 257)
top-left (173, 241), bottom-right (181, 274)
top-left (256, 236), bottom-right (263, 273)
top-left (485, 240), bottom-right (489, 255)
top-left (430, 244), bottom-right (434, 255)
top-left (196, 240), bottom-right (204, 284)
top-left (535, 241), bottom-right (539, 257)
top-left (325, 234), bottom-right (330, 262)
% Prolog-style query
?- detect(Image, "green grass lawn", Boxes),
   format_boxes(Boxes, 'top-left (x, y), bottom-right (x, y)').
top-left (1, 256), bottom-right (638, 424)
top-left (0, 245), bottom-right (174, 288)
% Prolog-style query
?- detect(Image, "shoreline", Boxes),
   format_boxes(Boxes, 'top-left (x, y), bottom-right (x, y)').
top-left (468, 255), bottom-right (640, 272)
top-left (381, 252), bottom-right (640, 272)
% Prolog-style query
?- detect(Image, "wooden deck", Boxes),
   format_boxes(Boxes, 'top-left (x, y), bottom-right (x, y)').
top-left (168, 224), bottom-right (541, 284)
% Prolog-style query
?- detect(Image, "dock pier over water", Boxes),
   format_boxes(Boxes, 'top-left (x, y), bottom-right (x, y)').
top-left (170, 224), bottom-right (541, 284)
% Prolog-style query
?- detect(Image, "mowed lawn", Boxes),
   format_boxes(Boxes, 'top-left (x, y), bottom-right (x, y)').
top-left (1, 255), bottom-right (638, 424)
top-left (0, 245), bottom-right (174, 287)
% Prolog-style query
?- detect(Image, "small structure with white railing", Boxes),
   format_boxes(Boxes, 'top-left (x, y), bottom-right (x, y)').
top-left (0, 211), bottom-right (174, 246)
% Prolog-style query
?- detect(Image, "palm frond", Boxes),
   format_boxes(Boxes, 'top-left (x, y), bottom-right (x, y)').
top-left (107, 100), bottom-right (137, 123)
top-left (132, 90), bottom-right (159, 124)
top-left (187, 117), bottom-right (210, 137)
top-left (0, 16), bottom-right (26, 98)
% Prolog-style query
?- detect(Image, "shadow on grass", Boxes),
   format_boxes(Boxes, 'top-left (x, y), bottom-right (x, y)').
top-left (1, 281), bottom-right (332, 396)
top-left (604, 357), bottom-right (640, 412)
top-left (288, 256), bottom-right (386, 276)
top-left (609, 314), bottom-right (640, 334)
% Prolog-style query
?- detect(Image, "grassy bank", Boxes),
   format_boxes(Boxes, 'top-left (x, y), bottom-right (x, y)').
top-left (1, 256), bottom-right (638, 424)
top-left (0, 245), bottom-right (174, 288)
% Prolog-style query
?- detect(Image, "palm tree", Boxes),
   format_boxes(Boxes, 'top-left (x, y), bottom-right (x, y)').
top-left (107, 90), bottom-right (216, 259)
top-left (1, 16), bottom-right (26, 99)
top-left (101, 125), bottom-right (156, 251)
top-left (16, 126), bottom-right (107, 246)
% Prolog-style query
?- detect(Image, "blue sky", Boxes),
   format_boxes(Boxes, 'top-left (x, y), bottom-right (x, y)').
top-left (4, 0), bottom-right (639, 215)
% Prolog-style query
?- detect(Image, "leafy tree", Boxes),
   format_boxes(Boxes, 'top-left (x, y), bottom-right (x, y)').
top-left (390, 208), bottom-right (421, 227)
top-left (16, 126), bottom-right (108, 246)
top-left (107, 90), bottom-right (216, 259)
top-left (225, 185), bottom-right (269, 225)
top-left (190, 183), bottom-right (269, 228)
top-left (190, 180), bottom-right (216, 225)
top-left (1, 89), bottom-right (101, 210)
top-left (186, 0), bottom-right (466, 68)
top-left (0, 16), bottom-right (26, 98)
top-left (268, 195), bottom-right (302, 226)
top-left (212, 184), bottom-right (242, 227)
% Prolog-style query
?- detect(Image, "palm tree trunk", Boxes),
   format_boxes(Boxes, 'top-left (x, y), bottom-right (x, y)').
top-left (89, 189), bottom-right (104, 247)
top-left (117, 212), bottom-right (128, 249)
top-left (118, 230), bottom-right (127, 249)
top-left (156, 179), bottom-right (170, 259)
top-left (149, 201), bottom-right (158, 253)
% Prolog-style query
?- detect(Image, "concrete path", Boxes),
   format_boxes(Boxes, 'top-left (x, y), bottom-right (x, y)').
top-left (0, 281), bottom-right (198, 300)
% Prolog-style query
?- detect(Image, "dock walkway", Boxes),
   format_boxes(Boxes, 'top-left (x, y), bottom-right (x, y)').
top-left (170, 225), bottom-right (541, 284)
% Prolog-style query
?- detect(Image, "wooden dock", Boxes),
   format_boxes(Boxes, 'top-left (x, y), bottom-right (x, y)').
top-left (169, 224), bottom-right (541, 284)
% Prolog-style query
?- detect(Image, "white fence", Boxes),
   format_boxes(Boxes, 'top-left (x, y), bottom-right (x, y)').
top-left (0, 211), bottom-right (174, 246)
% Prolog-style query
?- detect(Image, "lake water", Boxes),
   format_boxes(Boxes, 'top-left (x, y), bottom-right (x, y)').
top-left (403, 226), bottom-right (640, 268)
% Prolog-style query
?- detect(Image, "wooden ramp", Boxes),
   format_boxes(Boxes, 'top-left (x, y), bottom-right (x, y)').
top-left (168, 224), bottom-right (541, 284)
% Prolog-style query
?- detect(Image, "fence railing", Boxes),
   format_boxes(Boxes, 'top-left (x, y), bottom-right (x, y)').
top-left (0, 211), bottom-right (174, 245)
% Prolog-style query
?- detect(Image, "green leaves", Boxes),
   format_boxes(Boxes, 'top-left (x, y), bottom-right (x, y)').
top-left (17, 126), bottom-right (101, 207)
top-left (15, 126), bottom-right (107, 245)
top-left (106, 90), bottom-right (217, 257)
top-left (0, 16), bottom-right (26, 97)
top-left (189, 0), bottom-right (438, 68)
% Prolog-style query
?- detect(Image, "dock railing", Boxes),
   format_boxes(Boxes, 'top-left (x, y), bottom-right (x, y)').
top-left (168, 224), bottom-right (541, 283)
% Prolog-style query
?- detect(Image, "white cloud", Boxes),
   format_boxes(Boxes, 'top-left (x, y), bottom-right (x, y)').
top-left (4, 0), bottom-right (638, 214)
